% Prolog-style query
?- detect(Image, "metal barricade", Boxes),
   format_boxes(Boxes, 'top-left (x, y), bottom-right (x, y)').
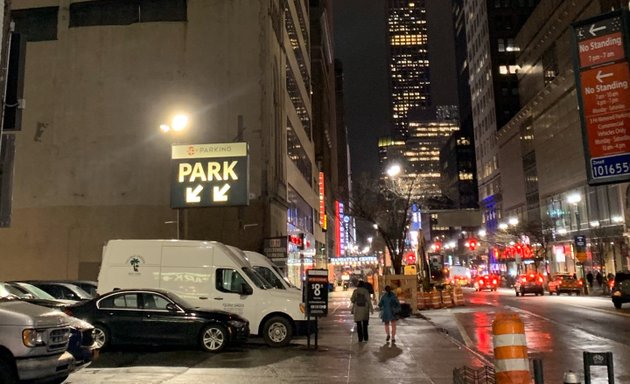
top-left (453, 366), bottom-right (496, 384)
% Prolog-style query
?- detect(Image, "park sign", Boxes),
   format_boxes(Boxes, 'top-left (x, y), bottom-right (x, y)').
top-left (573, 10), bottom-right (630, 185)
top-left (170, 142), bottom-right (249, 208)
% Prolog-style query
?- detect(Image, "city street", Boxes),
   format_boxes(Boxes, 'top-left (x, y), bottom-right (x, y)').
top-left (67, 288), bottom-right (630, 384)
top-left (424, 287), bottom-right (630, 383)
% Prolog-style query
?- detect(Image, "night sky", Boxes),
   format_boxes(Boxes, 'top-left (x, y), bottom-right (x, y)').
top-left (333, 1), bottom-right (391, 179)
top-left (332, 1), bottom-right (458, 180)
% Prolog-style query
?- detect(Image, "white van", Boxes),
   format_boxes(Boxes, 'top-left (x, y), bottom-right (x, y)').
top-left (97, 239), bottom-right (308, 347)
top-left (242, 250), bottom-right (299, 291)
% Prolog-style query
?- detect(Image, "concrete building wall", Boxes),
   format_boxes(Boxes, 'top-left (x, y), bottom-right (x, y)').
top-left (0, 0), bottom-right (309, 280)
top-left (497, 124), bottom-right (526, 213)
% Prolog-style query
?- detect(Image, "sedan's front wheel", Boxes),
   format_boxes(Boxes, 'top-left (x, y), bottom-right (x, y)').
top-left (200, 324), bottom-right (228, 352)
top-left (93, 324), bottom-right (110, 349)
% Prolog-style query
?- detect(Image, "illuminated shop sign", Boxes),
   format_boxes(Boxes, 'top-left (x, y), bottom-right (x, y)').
top-left (329, 256), bottom-right (378, 265)
top-left (319, 172), bottom-right (327, 230)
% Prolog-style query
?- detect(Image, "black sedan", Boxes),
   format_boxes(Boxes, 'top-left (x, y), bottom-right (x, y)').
top-left (64, 289), bottom-right (249, 352)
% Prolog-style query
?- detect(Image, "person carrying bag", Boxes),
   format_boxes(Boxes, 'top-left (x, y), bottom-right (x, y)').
top-left (351, 281), bottom-right (374, 342)
top-left (378, 285), bottom-right (400, 343)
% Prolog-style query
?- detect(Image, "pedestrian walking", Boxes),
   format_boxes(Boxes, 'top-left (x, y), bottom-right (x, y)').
top-left (596, 271), bottom-right (603, 287)
top-left (586, 270), bottom-right (594, 288)
top-left (378, 285), bottom-right (401, 343)
top-left (351, 281), bottom-right (373, 342)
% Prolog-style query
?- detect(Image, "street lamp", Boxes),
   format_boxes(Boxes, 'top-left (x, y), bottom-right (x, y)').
top-left (386, 164), bottom-right (401, 177)
top-left (160, 113), bottom-right (190, 239)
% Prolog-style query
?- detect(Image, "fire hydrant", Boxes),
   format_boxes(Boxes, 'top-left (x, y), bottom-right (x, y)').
top-left (563, 370), bottom-right (580, 384)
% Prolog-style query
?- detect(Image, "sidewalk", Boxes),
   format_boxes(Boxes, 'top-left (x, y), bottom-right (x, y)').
top-left (316, 289), bottom-right (490, 384)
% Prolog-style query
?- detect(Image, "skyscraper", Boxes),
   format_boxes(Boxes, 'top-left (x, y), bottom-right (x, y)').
top-left (387, 0), bottom-right (430, 139)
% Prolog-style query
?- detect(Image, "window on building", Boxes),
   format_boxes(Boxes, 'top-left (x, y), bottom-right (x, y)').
top-left (11, 7), bottom-right (58, 41)
top-left (498, 38), bottom-right (505, 52)
top-left (288, 187), bottom-right (314, 234)
top-left (287, 122), bottom-right (312, 184)
top-left (542, 44), bottom-right (559, 85)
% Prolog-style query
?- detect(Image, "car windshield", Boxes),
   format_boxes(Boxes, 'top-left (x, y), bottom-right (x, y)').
top-left (67, 284), bottom-right (93, 299)
top-left (0, 283), bottom-right (28, 298)
top-left (242, 267), bottom-right (273, 289)
top-left (15, 283), bottom-right (57, 300)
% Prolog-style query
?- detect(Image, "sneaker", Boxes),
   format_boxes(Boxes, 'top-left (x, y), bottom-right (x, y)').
top-left (386, 335), bottom-right (390, 342)
top-left (392, 338), bottom-right (396, 343)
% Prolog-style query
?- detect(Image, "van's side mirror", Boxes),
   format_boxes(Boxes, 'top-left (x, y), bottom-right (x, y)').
top-left (240, 284), bottom-right (253, 295)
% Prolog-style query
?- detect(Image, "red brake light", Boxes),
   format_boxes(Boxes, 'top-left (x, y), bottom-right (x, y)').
top-left (529, 274), bottom-right (534, 279)
top-left (479, 280), bottom-right (484, 285)
top-left (578, 280), bottom-right (583, 286)
top-left (521, 277), bottom-right (527, 282)
top-left (538, 277), bottom-right (543, 283)
top-left (492, 279), bottom-right (497, 285)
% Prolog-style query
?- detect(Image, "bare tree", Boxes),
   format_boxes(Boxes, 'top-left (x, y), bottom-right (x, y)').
top-left (347, 174), bottom-right (420, 275)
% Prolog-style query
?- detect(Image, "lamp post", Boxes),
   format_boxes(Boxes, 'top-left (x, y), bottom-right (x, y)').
top-left (160, 113), bottom-right (189, 239)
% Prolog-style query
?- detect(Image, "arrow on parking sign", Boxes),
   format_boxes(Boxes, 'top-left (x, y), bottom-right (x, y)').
top-left (213, 184), bottom-right (230, 202)
top-left (186, 185), bottom-right (203, 203)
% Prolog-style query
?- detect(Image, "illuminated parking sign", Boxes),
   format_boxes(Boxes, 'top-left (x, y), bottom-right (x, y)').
top-left (170, 142), bottom-right (249, 208)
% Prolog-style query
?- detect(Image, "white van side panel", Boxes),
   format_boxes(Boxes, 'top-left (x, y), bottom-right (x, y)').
top-left (159, 247), bottom-right (213, 299)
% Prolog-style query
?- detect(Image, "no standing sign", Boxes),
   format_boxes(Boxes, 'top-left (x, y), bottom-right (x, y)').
top-left (574, 10), bottom-right (630, 185)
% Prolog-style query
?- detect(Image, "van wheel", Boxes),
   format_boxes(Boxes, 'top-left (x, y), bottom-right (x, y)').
top-left (0, 357), bottom-right (17, 384)
top-left (93, 324), bottom-right (110, 349)
top-left (263, 316), bottom-right (293, 347)
top-left (200, 324), bottom-right (228, 352)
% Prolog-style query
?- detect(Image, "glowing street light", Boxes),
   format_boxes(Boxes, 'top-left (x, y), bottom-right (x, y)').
top-left (508, 217), bottom-right (519, 226)
top-left (386, 164), bottom-right (401, 177)
top-left (567, 193), bottom-right (582, 205)
top-left (498, 223), bottom-right (508, 230)
top-left (160, 113), bottom-right (189, 134)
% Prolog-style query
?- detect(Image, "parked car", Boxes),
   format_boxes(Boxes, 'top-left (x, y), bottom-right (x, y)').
top-left (611, 271), bottom-right (630, 309)
top-left (3, 282), bottom-right (74, 309)
top-left (65, 288), bottom-right (249, 352)
top-left (514, 273), bottom-right (545, 296)
top-left (66, 316), bottom-right (98, 369)
top-left (55, 281), bottom-right (98, 298)
top-left (23, 281), bottom-right (92, 302)
top-left (547, 274), bottom-right (583, 295)
top-left (0, 298), bottom-right (75, 384)
top-left (473, 275), bottom-right (499, 292)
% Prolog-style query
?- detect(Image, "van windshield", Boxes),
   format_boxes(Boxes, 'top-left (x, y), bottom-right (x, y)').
top-left (242, 267), bottom-right (273, 289)
top-left (254, 266), bottom-right (286, 289)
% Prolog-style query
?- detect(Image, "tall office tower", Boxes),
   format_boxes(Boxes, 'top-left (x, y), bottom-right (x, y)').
top-left (463, 0), bottom-right (539, 231)
top-left (387, 0), bottom-right (430, 139)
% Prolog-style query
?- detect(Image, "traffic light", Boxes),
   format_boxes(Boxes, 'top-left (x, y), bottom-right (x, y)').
top-left (468, 238), bottom-right (477, 251)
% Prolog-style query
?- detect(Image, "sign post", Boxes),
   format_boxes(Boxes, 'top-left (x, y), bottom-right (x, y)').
top-left (583, 351), bottom-right (614, 384)
top-left (573, 10), bottom-right (630, 185)
top-left (304, 269), bottom-right (329, 349)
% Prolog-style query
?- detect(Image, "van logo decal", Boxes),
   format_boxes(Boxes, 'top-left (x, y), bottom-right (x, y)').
top-left (127, 255), bottom-right (145, 272)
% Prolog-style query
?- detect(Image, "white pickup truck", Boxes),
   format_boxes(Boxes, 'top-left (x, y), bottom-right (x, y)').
top-left (0, 298), bottom-right (75, 384)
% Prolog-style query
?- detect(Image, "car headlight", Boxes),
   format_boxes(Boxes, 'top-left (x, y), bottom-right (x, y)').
top-left (22, 329), bottom-right (46, 347)
top-left (228, 320), bottom-right (248, 329)
top-left (299, 302), bottom-right (305, 314)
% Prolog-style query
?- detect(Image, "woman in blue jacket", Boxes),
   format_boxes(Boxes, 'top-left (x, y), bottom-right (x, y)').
top-left (378, 285), bottom-right (400, 343)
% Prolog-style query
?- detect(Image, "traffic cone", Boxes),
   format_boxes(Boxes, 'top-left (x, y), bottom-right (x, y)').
top-left (492, 312), bottom-right (531, 384)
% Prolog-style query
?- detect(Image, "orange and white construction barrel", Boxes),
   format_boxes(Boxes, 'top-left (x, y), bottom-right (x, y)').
top-left (453, 286), bottom-right (465, 306)
top-left (492, 312), bottom-right (531, 384)
top-left (431, 289), bottom-right (441, 309)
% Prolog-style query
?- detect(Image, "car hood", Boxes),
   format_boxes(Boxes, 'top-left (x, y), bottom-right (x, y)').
top-left (0, 300), bottom-right (71, 327)
top-left (190, 308), bottom-right (247, 322)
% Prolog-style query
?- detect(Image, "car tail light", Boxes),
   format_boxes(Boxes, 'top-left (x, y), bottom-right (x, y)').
top-left (479, 280), bottom-right (484, 285)
top-left (538, 276), bottom-right (543, 283)
top-left (492, 279), bottom-right (497, 285)
top-left (609, 280), bottom-right (615, 289)
top-left (578, 280), bottom-right (583, 286)
top-left (521, 277), bottom-right (527, 283)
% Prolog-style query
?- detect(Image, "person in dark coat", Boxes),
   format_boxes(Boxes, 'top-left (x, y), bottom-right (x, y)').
top-left (596, 271), bottom-right (603, 287)
top-left (351, 281), bottom-right (374, 342)
top-left (378, 285), bottom-right (400, 343)
top-left (586, 270), bottom-right (594, 288)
